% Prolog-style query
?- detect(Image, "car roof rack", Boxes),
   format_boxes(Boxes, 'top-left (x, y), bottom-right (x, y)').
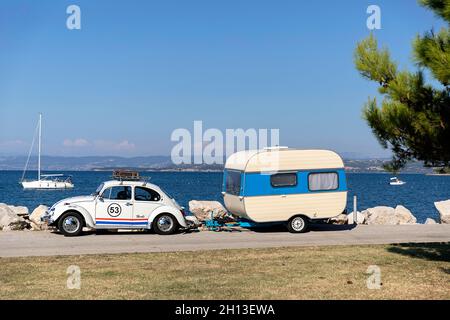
top-left (112, 170), bottom-right (146, 181)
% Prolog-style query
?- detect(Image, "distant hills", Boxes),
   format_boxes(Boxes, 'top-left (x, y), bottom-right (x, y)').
top-left (343, 159), bottom-right (433, 174)
top-left (0, 155), bottom-right (221, 172)
top-left (0, 155), bottom-right (433, 173)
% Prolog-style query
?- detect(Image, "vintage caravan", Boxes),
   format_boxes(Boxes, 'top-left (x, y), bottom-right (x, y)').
top-left (222, 148), bottom-right (347, 233)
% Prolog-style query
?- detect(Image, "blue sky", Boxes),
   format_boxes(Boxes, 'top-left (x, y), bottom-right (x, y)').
top-left (0, 0), bottom-right (446, 157)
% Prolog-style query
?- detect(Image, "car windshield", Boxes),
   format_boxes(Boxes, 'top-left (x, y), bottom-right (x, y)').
top-left (92, 183), bottom-right (104, 196)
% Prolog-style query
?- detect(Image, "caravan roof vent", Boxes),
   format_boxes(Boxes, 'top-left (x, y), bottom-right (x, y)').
top-left (263, 146), bottom-right (289, 151)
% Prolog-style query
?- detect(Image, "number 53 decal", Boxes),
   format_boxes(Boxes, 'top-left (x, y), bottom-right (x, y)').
top-left (107, 203), bottom-right (122, 217)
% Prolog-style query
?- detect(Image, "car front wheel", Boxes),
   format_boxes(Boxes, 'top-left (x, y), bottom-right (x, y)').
top-left (58, 212), bottom-right (84, 237)
top-left (287, 215), bottom-right (309, 233)
top-left (153, 213), bottom-right (179, 235)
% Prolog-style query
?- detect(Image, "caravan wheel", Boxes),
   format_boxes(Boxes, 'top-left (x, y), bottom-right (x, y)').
top-left (287, 216), bottom-right (308, 233)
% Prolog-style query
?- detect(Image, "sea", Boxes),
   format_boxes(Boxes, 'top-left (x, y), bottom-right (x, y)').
top-left (1, 171), bottom-right (449, 223)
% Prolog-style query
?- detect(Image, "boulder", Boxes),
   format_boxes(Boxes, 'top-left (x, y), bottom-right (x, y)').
top-left (434, 200), bottom-right (450, 224)
top-left (0, 203), bottom-right (29, 231)
top-left (189, 200), bottom-right (229, 222)
top-left (30, 221), bottom-right (42, 231)
top-left (6, 205), bottom-right (29, 216)
top-left (29, 205), bottom-right (49, 230)
top-left (330, 214), bottom-right (348, 225)
top-left (362, 205), bottom-right (416, 225)
top-left (424, 218), bottom-right (437, 225)
top-left (395, 205), bottom-right (417, 224)
top-left (362, 206), bottom-right (394, 225)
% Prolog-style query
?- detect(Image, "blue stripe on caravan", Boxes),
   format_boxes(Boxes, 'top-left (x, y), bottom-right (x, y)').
top-left (242, 169), bottom-right (347, 197)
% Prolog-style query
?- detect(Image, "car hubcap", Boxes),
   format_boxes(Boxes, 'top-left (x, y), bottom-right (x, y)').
top-left (157, 216), bottom-right (173, 232)
top-left (292, 217), bottom-right (304, 231)
top-left (63, 216), bottom-right (80, 233)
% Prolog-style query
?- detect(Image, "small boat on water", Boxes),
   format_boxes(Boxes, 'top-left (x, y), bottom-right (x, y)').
top-left (389, 177), bottom-right (406, 186)
top-left (22, 174), bottom-right (74, 189)
top-left (20, 114), bottom-right (74, 189)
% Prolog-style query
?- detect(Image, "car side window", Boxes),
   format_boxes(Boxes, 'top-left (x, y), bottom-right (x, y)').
top-left (102, 186), bottom-right (132, 200)
top-left (134, 187), bottom-right (161, 202)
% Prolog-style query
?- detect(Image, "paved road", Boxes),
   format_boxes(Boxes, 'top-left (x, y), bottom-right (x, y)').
top-left (1, 224), bottom-right (450, 257)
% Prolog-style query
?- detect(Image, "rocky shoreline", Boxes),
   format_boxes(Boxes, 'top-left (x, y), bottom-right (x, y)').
top-left (1, 199), bottom-right (449, 232)
top-left (0, 204), bottom-right (49, 231)
top-left (188, 200), bottom-right (450, 226)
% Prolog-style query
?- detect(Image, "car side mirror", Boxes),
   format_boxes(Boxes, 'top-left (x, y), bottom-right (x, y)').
top-left (98, 196), bottom-right (104, 202)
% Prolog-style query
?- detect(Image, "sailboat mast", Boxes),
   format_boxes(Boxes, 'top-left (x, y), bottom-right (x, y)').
top-left (38, 113), bottom-right (42, 181)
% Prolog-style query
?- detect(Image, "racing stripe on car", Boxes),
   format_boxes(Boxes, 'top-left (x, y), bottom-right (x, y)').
top-left (96, 218), bottom-right (148, 221)
top-left (95, 218), bottom-right (149, 225)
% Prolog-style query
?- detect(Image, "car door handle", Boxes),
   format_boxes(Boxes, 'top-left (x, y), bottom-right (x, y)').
top-left (281, 195), bottom-right (287, 198)
top-left (135, 214), bottom-right (145, 218)
top-left (125, 202), bottom-right (133, 206)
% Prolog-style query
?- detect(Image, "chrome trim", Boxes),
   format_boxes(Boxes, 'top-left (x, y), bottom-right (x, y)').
top-left (40, 211), bottom-right (54, 224)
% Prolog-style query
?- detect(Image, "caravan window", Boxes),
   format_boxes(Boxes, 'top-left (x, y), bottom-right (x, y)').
top-left (226, 171), bottom-right (241, 195)
top-left (270, 173), bottom-right (297, 187)
top-left (308, 172), bottom-right (338, 191)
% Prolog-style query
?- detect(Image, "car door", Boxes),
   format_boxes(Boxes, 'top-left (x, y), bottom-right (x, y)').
top-left (95, 185), bottom-right (137, 228)
top-left (133, 186), bottom-right (164, 222)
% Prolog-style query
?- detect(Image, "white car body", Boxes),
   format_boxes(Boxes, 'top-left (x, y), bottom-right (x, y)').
top-left (43, 180), bottom-right (188, 233)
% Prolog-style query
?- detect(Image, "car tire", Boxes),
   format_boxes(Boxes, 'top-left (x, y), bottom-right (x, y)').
top-left (287, 215), bottom-right (309, 233)
top-left (58, 211), bottom-right (84, 237)
top-left (153, 213), bottom-right (179, 235)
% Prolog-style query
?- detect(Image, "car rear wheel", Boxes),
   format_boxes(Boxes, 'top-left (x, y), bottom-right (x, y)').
top-left (287, 215), bottom-right (309, 233)
top-left (153, 213), bottom-right (179, 235)
top-left (58, 211), bottom-right (84, 237)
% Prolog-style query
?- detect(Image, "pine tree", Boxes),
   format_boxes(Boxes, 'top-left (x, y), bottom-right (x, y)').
top-left (354, 0), bottom-right (450, 171)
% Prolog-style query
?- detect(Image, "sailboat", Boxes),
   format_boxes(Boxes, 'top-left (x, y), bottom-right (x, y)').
top-left (21, 114), bottom-right (74, 189)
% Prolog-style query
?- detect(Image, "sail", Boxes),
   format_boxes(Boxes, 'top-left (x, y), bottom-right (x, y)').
top-left (21, 115), bottom-right (40, 183)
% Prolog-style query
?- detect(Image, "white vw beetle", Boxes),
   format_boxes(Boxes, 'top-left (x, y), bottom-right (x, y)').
top-left (42, 179), bottom-right (189, 236)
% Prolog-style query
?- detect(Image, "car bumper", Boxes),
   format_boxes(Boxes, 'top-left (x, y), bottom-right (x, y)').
top-left (184, 215), bottom-right (200, 228)
top-left (41, 211), bottom-right (55, 225)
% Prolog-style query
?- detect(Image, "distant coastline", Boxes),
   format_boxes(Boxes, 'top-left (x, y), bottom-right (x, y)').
top-left (0, 155), bottom-right (436, 174)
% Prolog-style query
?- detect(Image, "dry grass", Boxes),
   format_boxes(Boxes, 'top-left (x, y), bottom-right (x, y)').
top-left (0, 243), bottom-right (449, 300)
